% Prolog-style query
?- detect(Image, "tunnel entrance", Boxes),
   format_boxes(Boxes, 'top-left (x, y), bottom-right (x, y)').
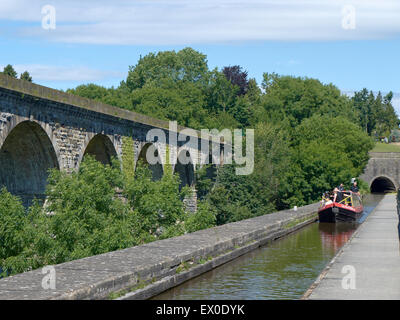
top-left (137, 143), bottom-right (163, 181)
top-left (0, 121), bottom-right (59, 207)
top-left (83, 134), bottom-right (117, 165)
top-left (370, 177), bottom-right (396, 193)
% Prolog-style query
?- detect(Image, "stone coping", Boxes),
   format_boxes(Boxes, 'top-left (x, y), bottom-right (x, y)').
top-left (0, 202), bottom-right (319, 300)
top-left (369, 152), bottom-right (400, 158)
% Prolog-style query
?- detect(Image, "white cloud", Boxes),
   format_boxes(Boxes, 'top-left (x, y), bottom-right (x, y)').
top-left (1, 64), bottom-right (124, 82)
top-left (1, 0), bottom-right (400, 45)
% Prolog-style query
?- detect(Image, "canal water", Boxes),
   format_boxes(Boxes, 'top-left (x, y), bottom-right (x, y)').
top-left (152, 194), bottom-right (384, 300)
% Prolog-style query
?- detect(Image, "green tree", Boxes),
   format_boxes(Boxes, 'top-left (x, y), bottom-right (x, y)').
top-left (184, 200), bottom-right (216, 233)
top-left (2, 64), bottom-right (17, 78)
top-left (261, 73), bottom-right (356, 128)
top-left (124, 161), bottom-right (188, 240)
top-left (0, 188), bottom-right (28, 262)
top-left (20, 71), bottom-right (32, 82)
top-left (126, 48), bottom-right (209, 91)
top-left (352, 89), bottom-right (399, 137)
top-left (67, 83), bottom-right (131, 110)
top-left (293, 115), bottom-right (374, 202)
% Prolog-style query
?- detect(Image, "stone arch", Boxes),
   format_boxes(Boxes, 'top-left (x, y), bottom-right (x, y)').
top-left (136, 143), bottom-right (164, 181)
top-left (173, 149), bottom-right (195, 190)
top-left (0, 120), bottom-right (59, 207)
top-left (82, 134), bottom-right (118, 166)
top-left (0, 114), bottom-right (60, 157)
top-left (370, 175), bottom-right (397, 193)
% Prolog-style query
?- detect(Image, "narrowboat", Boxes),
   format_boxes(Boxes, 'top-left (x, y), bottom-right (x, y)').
top-left (318, 191), bottom-right (363, 223)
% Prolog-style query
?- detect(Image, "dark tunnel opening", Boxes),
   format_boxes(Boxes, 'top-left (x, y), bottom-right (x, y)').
top-left (370, 177), bottom-right (396, 193)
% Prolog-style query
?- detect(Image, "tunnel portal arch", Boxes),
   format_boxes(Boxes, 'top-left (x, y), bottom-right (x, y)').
top-left (370, 176), bottom-right (397, 193)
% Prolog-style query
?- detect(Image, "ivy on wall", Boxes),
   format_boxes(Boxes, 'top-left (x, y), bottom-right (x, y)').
top-left (121, 136), bottom-right (135, 178)
top-left (164, 144), bottom-right (173, 176)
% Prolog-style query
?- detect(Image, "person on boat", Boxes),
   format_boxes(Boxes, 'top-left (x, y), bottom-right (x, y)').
top-left (336, 184), bottom-right (344, 202)
top-left (321, 191), bottom-right (333, 206)
top-left (351, 181), bottom-right (360, 196)
top-left (333, 187), bottom-right (339, 202)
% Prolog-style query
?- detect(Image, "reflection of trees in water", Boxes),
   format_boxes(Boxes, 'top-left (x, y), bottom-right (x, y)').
top-left (319, 222), bottom-right (356, 254)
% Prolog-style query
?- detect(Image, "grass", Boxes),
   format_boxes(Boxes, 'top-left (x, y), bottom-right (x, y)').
top-left (176, 261), bottom-right (191, 274)
top-left (284, 216), bottom-right (313, 230)
top-left (107, 277), bottom-right (157, 300)
top-left (371, 142), bottom-right (400, 153)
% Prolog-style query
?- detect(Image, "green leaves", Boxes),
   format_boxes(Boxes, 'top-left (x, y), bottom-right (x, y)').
top-left (260, 74), bottom-right (357, 128)
top-left (1, 64), bottom-right (32, 82)
top-left (184, 201), bottom-right (216, 233)
top-left (292, 115), bottom-right (374, 203)
top-left (0, 188), bottom-right (27, 261)
top-left (1, 65), bottom-right (18, 78)
top-left (124, 161), bottom-right (187, 237)
top-left (126, 48), bottom-right (209, 91)
top-left (352, 89), bottom-right (399, 137)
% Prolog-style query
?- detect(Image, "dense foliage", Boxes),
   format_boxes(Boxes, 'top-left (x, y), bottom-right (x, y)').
top-left (352, 89), bottom-right (399, 137)
top-left (0, 157), bottom-right (215, 276)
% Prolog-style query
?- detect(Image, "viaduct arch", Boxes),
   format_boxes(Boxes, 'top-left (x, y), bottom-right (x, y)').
top-left (0, 120), bottom-right (59, 206)
top-left (136, 142), bottom-right (164, 181)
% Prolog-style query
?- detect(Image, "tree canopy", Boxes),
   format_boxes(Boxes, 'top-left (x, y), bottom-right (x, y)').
top-left (1, 65), bottom-right (32, 82)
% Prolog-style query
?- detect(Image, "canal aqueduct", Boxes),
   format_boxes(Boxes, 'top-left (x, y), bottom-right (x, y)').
top-left (0, 74), bottom-right (227, 208)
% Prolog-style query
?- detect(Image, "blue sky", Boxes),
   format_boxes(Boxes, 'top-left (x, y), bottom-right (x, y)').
top-left (1, 0), bottom-right (399, 107)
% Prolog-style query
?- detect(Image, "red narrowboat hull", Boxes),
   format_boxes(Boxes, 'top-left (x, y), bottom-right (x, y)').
top-left (318, 202), bottom-right (363, 223)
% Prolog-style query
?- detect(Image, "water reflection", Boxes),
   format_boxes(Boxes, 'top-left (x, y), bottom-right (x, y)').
top-left (153, 194), bottom-right (383, 300)
top-left (319, 223), bottom-right (355, 253)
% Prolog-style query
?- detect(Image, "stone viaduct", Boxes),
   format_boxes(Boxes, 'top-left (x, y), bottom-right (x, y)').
top-left (0, 74), bottom-right (227, 208)
top-left (360, 152), bottom-right (400, 193)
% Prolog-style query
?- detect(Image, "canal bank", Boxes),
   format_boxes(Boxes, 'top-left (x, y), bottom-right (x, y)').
top-left (304, 194), bottom-right (400, 300)
top-left (0, 202), bottom-right (319, 300)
